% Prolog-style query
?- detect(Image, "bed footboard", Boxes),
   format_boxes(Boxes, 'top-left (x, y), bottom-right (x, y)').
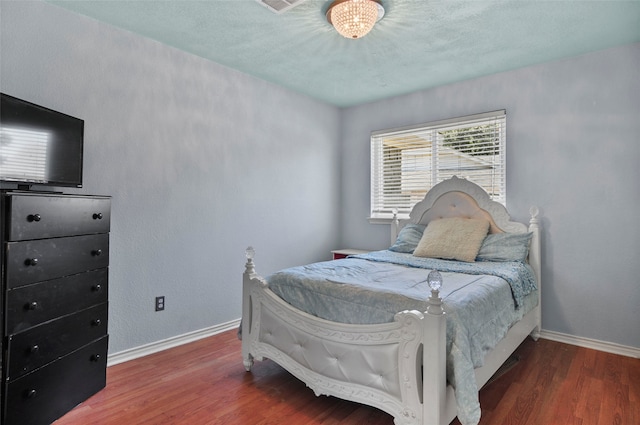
top-left (241, 248), bottom-right (452, 425)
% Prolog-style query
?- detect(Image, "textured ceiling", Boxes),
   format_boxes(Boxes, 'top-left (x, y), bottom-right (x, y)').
top-left (48, 0), bottom-right (640, 107)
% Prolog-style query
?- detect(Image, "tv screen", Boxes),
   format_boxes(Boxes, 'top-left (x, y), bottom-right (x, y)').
top-left (0, 93), bottom-right (84, 188)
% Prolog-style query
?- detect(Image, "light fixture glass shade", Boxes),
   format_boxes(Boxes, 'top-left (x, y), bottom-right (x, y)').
top-left (327, 0), bottom-right (384, 39)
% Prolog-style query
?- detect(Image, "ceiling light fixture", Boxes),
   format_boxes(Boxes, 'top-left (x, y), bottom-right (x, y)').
top-left (326, 0), bottom-right (385, 39)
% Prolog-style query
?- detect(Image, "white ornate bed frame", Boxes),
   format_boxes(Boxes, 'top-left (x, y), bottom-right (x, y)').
top-left (241, 176), bottom-right (541, 425)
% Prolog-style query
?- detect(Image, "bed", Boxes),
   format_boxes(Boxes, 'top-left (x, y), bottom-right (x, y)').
top-left (240, 176), bottom-right (541, 425)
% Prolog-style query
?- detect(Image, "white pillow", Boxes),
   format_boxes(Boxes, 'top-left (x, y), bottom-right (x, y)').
top-left (413, 217), bottom-right (490, 262)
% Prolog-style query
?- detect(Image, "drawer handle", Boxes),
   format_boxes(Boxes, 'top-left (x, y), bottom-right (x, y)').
top-left (92, 319), bottom-right (102, 327)
top-left (25, 389), bottom-right (37, 399)
top-left (93, 213), bottom-right (103, 220)
top-left (92, 249), bottom-right (103, 256)
top-left (26, 301), bottom-right (38, 310)
top-left (27, 214), bottom-right (41, 222)
top-left (30, 344), bottom-right (40, 353)
top-left (24, 258), bottom-right (38, 266)
top-left (91, 354), bottom-right (101, 362)
top-left (92, 284), bottom-right (103, 292)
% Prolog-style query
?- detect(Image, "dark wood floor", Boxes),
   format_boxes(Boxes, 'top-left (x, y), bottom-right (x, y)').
top-left (54, 329), bottom-right (639, 425)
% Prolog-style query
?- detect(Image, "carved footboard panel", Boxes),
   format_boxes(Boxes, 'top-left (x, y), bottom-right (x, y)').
top-left (242, 263), bottom-right (442, 425)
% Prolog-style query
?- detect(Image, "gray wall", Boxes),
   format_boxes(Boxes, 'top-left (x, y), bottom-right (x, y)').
top-left (340, 43), bottom-right (640, 349)
top-left (1, 1), bottom-right (341, 354)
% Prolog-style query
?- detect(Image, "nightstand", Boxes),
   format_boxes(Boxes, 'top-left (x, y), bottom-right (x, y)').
top-left (331, 249), bottom-right (370, 260)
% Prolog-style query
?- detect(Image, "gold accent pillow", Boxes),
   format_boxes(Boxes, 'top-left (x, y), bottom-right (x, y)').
top-left (413, 217), bottom-right (490, 262)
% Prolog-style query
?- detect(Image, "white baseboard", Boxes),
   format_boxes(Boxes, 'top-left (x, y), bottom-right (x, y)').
top-left (107, 321), bottom-right (638, 368)
top-left (540, 329), bottom-right (640, 359)
top-left (107, 318), bottom-right (241, 367)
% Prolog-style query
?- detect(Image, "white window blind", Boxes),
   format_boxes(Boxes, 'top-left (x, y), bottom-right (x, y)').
top-left (371, 110), bottom-right (506, 219)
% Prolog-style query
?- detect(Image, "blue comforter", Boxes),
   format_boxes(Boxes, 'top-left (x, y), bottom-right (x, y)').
top-left (267, 250), bottom-right (538, 425)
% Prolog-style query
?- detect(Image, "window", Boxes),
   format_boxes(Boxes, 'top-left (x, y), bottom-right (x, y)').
top-left (370, 110), bottom-right (506, 220)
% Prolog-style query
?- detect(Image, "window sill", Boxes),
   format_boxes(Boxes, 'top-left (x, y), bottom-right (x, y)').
top-left (368, 215), bottom-right (409, 225)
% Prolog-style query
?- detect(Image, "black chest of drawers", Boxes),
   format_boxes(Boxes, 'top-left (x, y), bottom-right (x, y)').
top-left (0, 191), bottom-right (111, 425)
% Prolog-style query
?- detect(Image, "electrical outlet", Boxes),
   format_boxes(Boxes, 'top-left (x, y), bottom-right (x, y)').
top-left (155, 296), bottom-right (165, 312)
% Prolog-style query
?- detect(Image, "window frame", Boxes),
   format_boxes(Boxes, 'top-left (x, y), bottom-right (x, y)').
top-left (370, 110), bottom-right (506, 222)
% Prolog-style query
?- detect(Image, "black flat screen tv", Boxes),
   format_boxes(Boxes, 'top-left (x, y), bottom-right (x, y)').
top-left (0, 93), bottom-right (84, 188)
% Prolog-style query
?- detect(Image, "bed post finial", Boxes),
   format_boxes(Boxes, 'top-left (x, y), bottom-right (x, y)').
top-left (245, 246), bottom-right (256, 275)
top-left (529, 206), bottom-right (539, 225)
top-left (427, 270), bottom-right (444, 315)
top-left (391, 209), bottom-right (399, 246)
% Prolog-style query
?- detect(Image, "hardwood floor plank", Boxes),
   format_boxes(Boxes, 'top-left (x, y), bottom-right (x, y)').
top-left (575, 377), bottom-right (603, 425)
top-left (52, 331), bottom-right (639, 425)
